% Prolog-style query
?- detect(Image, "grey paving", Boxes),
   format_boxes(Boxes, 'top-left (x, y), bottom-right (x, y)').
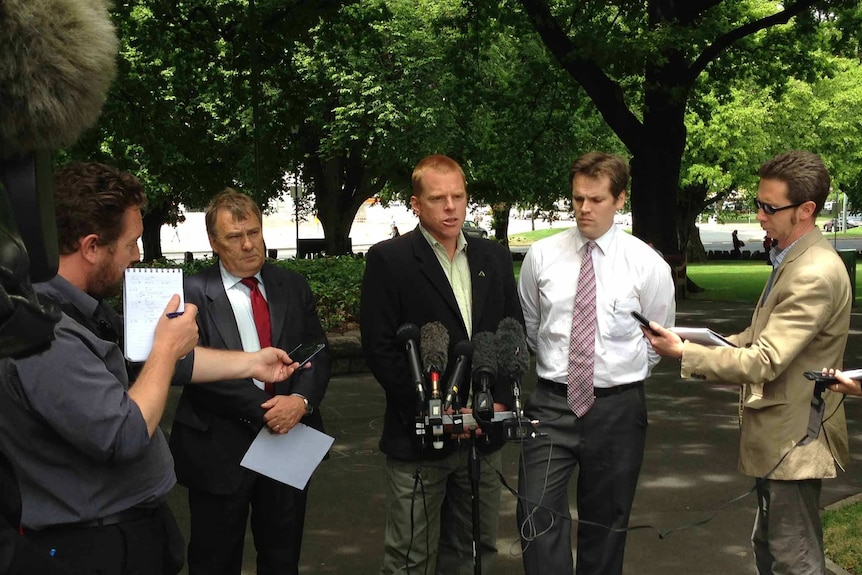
top-left (163, 298), bottom-right (862, 574)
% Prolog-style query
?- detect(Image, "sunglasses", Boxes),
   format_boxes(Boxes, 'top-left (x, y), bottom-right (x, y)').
top-left (753, 199), bottom-right (803, 215)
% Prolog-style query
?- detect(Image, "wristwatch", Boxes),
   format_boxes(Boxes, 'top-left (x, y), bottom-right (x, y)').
top-left (292, 394), bottom-right (312, 415)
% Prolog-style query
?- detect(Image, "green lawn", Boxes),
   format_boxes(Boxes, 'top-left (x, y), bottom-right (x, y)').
top-left (686, 261), bottom-right (774, 304)
top-left (508, 226), bottom-right (573, 245)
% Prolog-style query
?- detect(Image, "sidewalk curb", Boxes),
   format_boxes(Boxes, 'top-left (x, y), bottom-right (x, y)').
top-left (827, 558), bottom-right (853, 575)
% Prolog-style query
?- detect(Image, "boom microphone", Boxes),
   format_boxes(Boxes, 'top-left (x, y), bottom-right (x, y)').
top-left (471, 332), bottom-right (497, 421)
top-left (1, 0), bottom-right (118, 156)
top-left (1, 0), bottom-right (118, 283)
top-left (396, 323), bottom-right (426, 407)
top-left (496, 318), bottom-right (530, 418)
top-left (443, 340), bottom-right (473, 411)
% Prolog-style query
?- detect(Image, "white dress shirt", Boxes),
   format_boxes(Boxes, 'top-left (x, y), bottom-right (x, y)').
top-left (220, 263), bottom-right (268, 390)
top-left (518, 225), bottom-right (676, 388)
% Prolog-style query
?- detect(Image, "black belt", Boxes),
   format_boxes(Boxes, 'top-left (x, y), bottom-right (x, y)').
top-left (27, 505), bottom-right (160, 533)
top-left (538, 378), bottom-right (643, 398)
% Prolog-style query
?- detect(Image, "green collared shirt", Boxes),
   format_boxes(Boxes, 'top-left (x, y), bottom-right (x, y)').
top-left (418, 225), bottom-right (473, 338)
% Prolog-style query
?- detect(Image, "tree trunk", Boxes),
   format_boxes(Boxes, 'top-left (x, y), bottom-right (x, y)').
top-left (141, 206), bottom-right (166, 262)
top-left (307, 150), bottom-right (386, 256)
top-left (629, 53), bottom-right (689, 258)
top-left (491, 203), bottom-right (511, 246)
top-left (679, 184), bottom-right (709, 263)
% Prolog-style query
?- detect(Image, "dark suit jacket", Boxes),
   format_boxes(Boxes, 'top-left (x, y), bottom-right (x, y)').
top-left (360, 227), bottom-right (524, 461)
top-left (170, 262), bottom-right (331, 495)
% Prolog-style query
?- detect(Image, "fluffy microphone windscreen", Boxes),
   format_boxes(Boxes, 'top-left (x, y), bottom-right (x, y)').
top-left (496, 317), bottom-right (529, 379)
top-left (1, 0), bottom-right (118, 157)
top-left (471, 332), bottom-right (497, 374)
top-left (420, 321), bottom-right (449, 372)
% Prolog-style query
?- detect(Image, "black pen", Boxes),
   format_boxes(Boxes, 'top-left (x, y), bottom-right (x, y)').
top-left (166, 311), bottom-right (184, 319)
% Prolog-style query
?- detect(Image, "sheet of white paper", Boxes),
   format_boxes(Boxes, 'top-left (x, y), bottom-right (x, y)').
top-left (240, 423), bottom-right (334, 489)
top-left (840, 368), bottom-right (862, 380)
top-left (670, 326), bottom-right (736, 348)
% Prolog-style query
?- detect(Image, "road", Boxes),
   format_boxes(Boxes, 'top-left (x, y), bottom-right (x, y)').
top-left (157, 203), bottom-right (862, 260)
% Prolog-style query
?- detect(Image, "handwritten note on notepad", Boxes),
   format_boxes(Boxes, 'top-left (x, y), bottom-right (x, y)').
top-left (123, 268), bottom-right (184, 361)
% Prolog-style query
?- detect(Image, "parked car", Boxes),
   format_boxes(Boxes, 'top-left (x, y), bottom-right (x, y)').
top-left (823, 217), bottom-right (861, 232)
top-left (462, 221), bottom-right (489, 239)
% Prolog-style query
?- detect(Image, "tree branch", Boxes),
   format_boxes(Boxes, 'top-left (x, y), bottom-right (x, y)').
top-left (686, 0), bottom-right (819, 82)
top-left (519, 0), bottom-right (643, 151)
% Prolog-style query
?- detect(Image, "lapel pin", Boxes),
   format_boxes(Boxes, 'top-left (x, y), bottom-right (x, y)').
top-left (478, 271), bottom-right (486, 277)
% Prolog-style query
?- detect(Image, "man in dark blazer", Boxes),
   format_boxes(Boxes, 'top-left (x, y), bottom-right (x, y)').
top-left (170, 189), bottom-right (331, 575)
top-left (361, 154), bottom-right (524, 575)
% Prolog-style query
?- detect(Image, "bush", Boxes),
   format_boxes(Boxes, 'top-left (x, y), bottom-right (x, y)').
top-left (140, 255), bottom-right (365, 333)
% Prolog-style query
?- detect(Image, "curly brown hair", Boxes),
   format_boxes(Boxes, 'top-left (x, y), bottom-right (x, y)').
top-left (53, 162), bottom-right (146, 255)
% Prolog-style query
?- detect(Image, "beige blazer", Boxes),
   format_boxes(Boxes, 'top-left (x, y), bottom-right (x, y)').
top-left (681, 228), bottom-right (850, 479)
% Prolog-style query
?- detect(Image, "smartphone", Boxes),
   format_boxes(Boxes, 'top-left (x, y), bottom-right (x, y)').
top-left (631, 311), bottom-right (659, 336)
top-left (288, 343), bottom-right (326, 367)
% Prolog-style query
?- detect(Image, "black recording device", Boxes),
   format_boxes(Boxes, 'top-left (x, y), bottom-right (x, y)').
top-left (631, 310), bottom-right (659, 335)
top-left (288, 343), bottom-right (326, 367)
top-left (800, 370), bottom-right (832, 445)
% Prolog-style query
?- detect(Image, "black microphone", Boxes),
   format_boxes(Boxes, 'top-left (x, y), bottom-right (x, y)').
top-left (443, 340), bottom-right (473, 411)
top-left (471, 332), bottom-right (498, 422)
top-left (420, 322), bottom-right (449, 448)
top-left (396, 323), bottom-right (426, 408)
top-left (496, 318), bottom-right (530, 418)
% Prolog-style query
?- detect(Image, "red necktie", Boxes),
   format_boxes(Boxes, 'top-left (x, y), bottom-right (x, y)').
top-left (567, 241), bottom-right (596, 417)
top-left (240, 277), bottom-right (274, 394)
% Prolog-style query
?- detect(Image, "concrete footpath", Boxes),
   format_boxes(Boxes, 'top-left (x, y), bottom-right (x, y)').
top-left (163, 298), bottom-right (862, 574)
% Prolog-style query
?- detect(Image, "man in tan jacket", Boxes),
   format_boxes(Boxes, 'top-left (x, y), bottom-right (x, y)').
top-left (644, 150), bottom-right (849, 575)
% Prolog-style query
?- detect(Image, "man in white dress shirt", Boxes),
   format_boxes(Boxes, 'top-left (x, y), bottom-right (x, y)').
top-left (516, 152), bottom-right (676, 575)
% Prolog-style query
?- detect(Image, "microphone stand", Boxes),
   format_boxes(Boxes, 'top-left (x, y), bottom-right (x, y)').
top-left (468, 426), bottom-right (482, 575)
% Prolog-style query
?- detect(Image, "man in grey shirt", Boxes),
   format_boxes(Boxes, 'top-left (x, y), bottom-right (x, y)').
top-left (0, 162), bottom-right (301, 575)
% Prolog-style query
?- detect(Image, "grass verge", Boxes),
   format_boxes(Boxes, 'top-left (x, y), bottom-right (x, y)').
top-left (824, 501), bottom-right (862, 574)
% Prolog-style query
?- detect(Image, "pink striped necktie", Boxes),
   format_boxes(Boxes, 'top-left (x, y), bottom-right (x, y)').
top-left (567, 241), bottom-right (596, 417)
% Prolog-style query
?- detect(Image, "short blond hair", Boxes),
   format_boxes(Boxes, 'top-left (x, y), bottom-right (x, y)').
top-left (411, 155), bottom-right (466, 196)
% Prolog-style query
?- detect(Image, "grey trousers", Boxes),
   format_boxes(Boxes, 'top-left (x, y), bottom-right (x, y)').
top-left (379, 446), bottom-right (501, 575)
top-left (753, 477), bottom-right (824, 575)
top-left (517, 380), bottom-right (647, 575)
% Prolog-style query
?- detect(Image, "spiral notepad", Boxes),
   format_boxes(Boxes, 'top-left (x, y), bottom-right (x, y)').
top-left (123, 268), bottom-right (184, 361)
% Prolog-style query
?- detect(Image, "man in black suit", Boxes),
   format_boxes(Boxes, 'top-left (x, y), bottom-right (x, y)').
top-left (361, 154), bottom-right (524, 575)
top-left (170, 189), bottom-right (331, 575)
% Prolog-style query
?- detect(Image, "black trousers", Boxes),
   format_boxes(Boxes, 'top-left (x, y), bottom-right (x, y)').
top-left (187, 471), bottom-right (307, 575)
top-left (517, 380), bottom-right (647, 575)
top-left (23, 504), bottom-right (183, 575)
